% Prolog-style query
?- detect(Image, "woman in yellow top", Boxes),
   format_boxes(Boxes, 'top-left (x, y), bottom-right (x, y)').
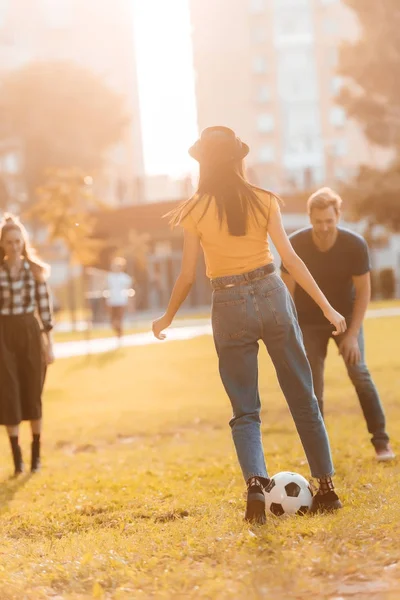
top-left (152, 127), bottom-right (345, 523)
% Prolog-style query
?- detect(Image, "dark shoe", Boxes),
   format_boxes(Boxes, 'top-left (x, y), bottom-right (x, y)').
top-left (31, 459), bottom-right (41, 474)
top-left (244, 477), bottom-right (268, 524)
top-left (375, 444), bottom-right (395, 462)
top-left (11, 444), bottom-right (24, 477)
top-left (309, 490), bottom-right (343, 514)
top-left (14, 462), bottom-right (25, 477)
top-left (31, 440), bottom-right (41, 473)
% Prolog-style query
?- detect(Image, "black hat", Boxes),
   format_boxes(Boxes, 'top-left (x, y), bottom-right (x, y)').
top-left (188, 126), bottom-right (249, 163)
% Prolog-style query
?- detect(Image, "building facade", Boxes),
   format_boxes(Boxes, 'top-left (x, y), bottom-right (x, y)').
top-left (189, 0), bottom-right (392, 193)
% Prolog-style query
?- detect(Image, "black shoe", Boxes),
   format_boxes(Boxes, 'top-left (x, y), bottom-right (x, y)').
top-left (309, 490), bottom-right (343, 514)
top-left (31, 459), bottom-right (41, 474)
top-left (244, 477), bottom-right (268, 524)
top-left (11, 444), bottom-right (24, 477)
top-left (31, 440), bottom-right (41, 473)
top-left (13, 462), bottom-right (25, 477)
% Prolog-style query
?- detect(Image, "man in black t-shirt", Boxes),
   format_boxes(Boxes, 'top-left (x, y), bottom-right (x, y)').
top-left (281, 187), bottom-right (394, 462)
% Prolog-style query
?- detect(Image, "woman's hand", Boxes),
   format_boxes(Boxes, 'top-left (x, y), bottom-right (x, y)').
top-left (41, 332), bottom-right (55, 365)
top-left (152, 314), bottom-right (172, 340)
top-left (42, 336), bottom-right (55, 365)
top-left (45, 343), bottom-right (55, 365)
top-left (323, 306), bottom-right (347, 336)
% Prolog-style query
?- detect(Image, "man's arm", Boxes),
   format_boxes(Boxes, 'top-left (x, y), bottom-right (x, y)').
top-left (338, 272), bottom-right (371, 365)
top-left (349, 272), bottom-right (371, 336)
top-left (281, 271), bottom-right (296, 299)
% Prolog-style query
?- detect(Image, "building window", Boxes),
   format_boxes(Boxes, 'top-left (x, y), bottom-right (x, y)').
top-left (257, 84), bottom-right (270, 103)
top-left (323, 18), bottom-right (338, 34)
top-left (252, 55), bottom-right (267, 74)
top-left (274, 0), bottom-right (310, 10)
top-left (332, 139), bottom-right (347, 156)
top-left (334, 167), bottom-right (347, 180)
top-left (252, 24), bottom-right (268, 44)
top-left (328, 47), bottom-right (338, 67)
top-left (257, 113), bottom-right (274, 133)
top-left (278, 46), bottom-right (315, 71)
top-left (283, 105), bottom-right (321, 138)
top-left (275, 11), bottom-right (313, 37)
top-left (0, 0), bottom-right (9, 28)
top-left (330, 106), bottom-right (346, 128)
top-left (258, 145), bottom-right (275, 163)
top-left (331, 76), bottom-right (343, 95)
top-left (250, 0), bottom-right (266, 14)
top-left (0, 0), bottom-right (9, 27)
top-left (41, 0), bottom-right (72, 28)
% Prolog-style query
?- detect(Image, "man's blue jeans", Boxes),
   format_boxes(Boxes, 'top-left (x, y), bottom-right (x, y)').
top-left (301, 323), bottom-right (389, 449)
top-left (211, 265), bottom-right (334, 482)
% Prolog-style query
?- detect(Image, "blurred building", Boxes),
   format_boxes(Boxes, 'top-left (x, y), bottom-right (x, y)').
top-left (0, 0), bottom-right (144, 205)
top-left (143, 174), bottom-right (195, 204)
top-left (93, 196), bottom-right (400, 312)
top-left (189, 0), bottom-right (393, 193)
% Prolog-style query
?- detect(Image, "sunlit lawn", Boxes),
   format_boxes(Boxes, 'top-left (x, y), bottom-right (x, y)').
top-left (0, 317), bottom-right (399, 599)
top-left (53, 299), bottom-right (400, 344)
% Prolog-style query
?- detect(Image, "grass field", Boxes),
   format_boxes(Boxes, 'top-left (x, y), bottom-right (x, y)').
top-left (0, 316), bottom-right (399, 599)
top-left (52, 299), bottom-right (400, 344)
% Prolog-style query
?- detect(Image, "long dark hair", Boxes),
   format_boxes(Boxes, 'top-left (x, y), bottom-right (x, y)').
top-left (167, 160), bottom-right (280, 236)
top-left (0, 213), bottom-right (50, 278)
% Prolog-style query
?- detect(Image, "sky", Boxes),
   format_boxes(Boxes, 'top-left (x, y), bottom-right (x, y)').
top-left (132, 0), bottom-right (198, 177)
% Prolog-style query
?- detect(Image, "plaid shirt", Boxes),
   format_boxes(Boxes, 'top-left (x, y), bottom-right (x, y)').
top-left (0, 260), bottom-right (54, 332)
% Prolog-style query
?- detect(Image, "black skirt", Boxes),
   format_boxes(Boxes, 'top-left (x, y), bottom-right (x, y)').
top-left (0, 313), bottom-right (44, 426)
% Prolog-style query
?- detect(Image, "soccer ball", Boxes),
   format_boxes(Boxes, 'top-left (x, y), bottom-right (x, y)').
top-left (264, 471), bottom-right (313, 516)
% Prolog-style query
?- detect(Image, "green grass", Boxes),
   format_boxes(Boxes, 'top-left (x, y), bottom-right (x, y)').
top-left (1, 318), bottom-right (399, 599)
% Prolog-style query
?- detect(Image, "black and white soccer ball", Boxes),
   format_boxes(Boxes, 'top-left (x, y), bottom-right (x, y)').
top-left (264, 471), bottom-right (313, 516)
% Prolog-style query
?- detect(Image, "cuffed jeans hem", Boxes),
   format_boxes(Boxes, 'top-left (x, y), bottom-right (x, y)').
top-left (244, 471), bottom-right (269, 482)
top-left (311, 469), bottom-right (335, 479)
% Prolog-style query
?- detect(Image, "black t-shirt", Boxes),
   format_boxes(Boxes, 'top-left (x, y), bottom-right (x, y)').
top-left (281, 227), bottom-right (371, 325)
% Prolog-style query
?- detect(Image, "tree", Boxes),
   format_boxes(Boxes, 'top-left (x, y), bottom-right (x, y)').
top-left (338, 0), bottom-right (400, 148)
top-left (338, 0), bottom-right (400, 228)
top-left (344, 163), bottom-right (400, 231)
top-left (112, 229), bottom-right (150, 272)
top-left (0, 61), bottom-right (129, 208)
top-left (31, 167), bottom-right (106, 328)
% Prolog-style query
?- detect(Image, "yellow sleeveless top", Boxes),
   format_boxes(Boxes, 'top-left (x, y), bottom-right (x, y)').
top-left (180, 189), bottom-right (279, 278)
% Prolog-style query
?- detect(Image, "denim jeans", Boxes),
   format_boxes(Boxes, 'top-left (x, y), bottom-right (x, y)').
top-left (301, 324), bottom-right (389, 449)
top-left (211, 264), bottom-right (334, 482)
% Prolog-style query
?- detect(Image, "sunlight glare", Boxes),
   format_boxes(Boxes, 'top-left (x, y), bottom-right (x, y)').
top-left (133, 0), bottom-right (198, 177)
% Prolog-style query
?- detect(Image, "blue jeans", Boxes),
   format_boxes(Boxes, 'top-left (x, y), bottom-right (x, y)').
top-left (211, 264), bottom-right (334, 482)
top-left (301, 324), bottom-right (389, 449)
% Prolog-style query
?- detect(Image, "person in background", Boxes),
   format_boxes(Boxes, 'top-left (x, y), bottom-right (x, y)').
top-left (280, 187), bottom-right (394, 462)
top-left (106, 256), bottom-right (133, 342)
top-left (0, 214), bottom-right (55, 476)
top-left (152, 126), bottom-right (347, 523)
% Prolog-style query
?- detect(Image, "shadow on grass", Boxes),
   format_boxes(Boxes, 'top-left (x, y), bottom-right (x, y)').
top-left (0, 472), bottom-right (32, 512)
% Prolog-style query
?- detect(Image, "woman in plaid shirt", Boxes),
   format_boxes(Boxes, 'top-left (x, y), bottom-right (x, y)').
top-left (0, 214), bottom-right (54, 476)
